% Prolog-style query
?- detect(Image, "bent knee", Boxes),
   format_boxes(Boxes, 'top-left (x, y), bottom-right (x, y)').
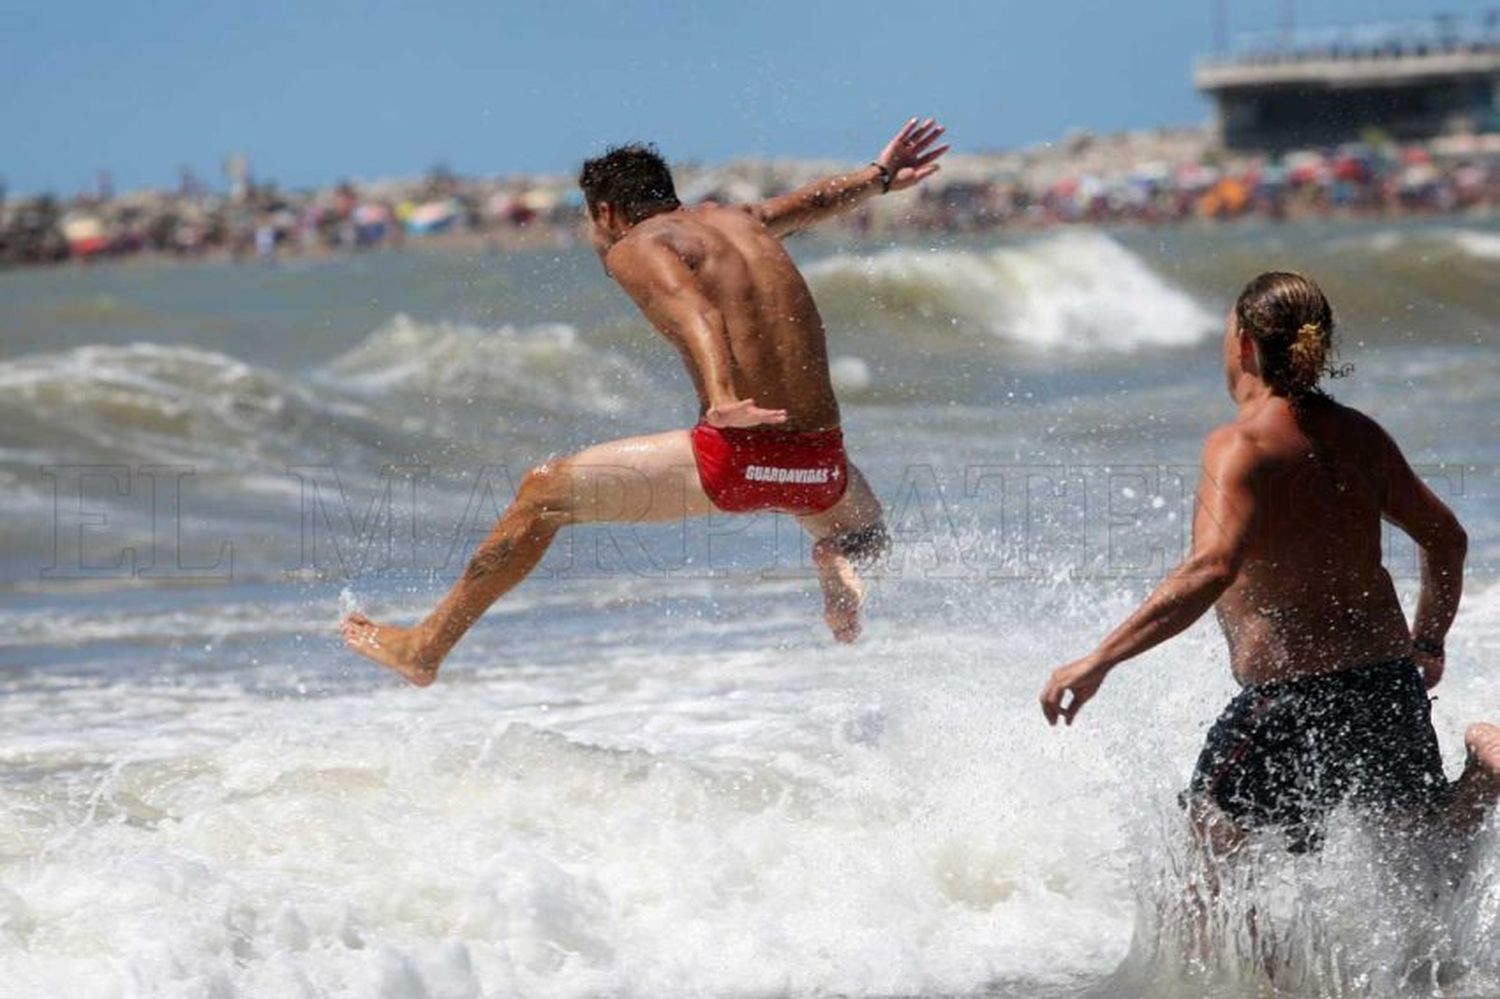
top-left (518, 461), bottom-right (575, 518)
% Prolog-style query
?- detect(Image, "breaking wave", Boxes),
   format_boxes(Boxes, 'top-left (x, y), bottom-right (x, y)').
top-left (805, 231), bottom-right (1218, 351)
top-left (1449, 229), bottom-right (1500, 260)
top-left (0, 319), bottom-right (659, 474)
top-left (1335, 225), bottom-right (1500, 263)
top-left (0, 342), bottom-right (390, 469)
top-left (323, 315), bottom-right (656, 416)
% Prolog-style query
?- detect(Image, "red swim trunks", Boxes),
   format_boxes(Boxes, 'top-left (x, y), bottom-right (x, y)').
top-left (690, 423), bottom-right (849, 515)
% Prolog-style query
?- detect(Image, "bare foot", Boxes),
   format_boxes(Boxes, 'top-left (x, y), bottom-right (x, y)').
top-left (812, 539), bottom-right (865, 643)
top-left (340, 612), bottom-right (441, 687)
top-left (1442, 722), bottom-right (1500, 837)
top-left (1466, 723), bottom-right (1500, 789)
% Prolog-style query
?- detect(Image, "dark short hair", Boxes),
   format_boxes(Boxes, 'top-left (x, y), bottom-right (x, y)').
top-left (1234, 271), bottom-right (1342, 400)
top-left (578, 144), bottom-right (680, 223)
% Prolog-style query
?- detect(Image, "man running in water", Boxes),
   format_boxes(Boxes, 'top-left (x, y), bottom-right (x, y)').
top-left (1040, 272), bottom-right (1499, 851)
top-left (343, 118), bottom-right (949, 685)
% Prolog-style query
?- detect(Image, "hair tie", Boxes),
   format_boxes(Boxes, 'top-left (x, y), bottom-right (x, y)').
top-left (1297, 321), bottom-right (1322, 339)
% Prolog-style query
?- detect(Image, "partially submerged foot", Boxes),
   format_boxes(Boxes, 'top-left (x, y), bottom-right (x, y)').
top-left (340, 612), bottom-right (441, 687)
top-left (1442, 722), bottom-right (1500, 838)
top-left (1465, 723), bottom-right (1500, 790)
top-left (812, 539), bottom-right (865, 643)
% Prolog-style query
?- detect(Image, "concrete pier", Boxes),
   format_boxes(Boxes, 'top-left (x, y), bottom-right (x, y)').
top-left (1197, 22), bottom-right (1500, 150)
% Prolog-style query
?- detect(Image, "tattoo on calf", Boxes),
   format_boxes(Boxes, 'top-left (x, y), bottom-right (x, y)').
top-left (464, 538), bottom-right (516, 582)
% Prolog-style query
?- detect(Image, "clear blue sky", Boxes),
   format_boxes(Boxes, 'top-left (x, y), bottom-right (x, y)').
top-left (2, 0), bottom-right (1494, 194)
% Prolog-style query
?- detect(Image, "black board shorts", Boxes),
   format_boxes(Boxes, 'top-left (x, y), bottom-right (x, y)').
top-left (1185, 657), bottom-right (1450, 851)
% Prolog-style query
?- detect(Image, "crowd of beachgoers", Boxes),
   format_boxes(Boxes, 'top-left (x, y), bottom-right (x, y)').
top-left (3, 125), bottom-right (1499, 269)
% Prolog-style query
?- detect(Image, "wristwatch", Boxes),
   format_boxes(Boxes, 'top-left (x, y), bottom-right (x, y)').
top-left (1413, 637), bottom-right (1445, 658)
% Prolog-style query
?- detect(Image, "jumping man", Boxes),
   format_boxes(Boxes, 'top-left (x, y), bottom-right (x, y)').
top-left (343, 118), bottom-right (950, 685)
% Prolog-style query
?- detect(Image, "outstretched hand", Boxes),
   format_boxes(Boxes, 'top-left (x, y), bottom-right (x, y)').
top-left (1040, 656), bottom-right (1110, 726)
top-left (876, 118), bottom-right (950, 192)
top-left (705, 398), bottom-right (789, 429)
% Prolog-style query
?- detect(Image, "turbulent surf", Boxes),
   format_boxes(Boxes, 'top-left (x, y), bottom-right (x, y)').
top-left (1, 219), bottom-right (1497, 996)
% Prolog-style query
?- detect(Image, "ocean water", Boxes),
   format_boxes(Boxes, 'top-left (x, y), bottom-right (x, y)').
top-left (1, 218), bottom-right (1498, 997)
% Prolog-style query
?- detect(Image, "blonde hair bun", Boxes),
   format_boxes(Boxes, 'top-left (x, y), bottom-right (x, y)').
top-left (1234, 272), bottom-right (1341, 400)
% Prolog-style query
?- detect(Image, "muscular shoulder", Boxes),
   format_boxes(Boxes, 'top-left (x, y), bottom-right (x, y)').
top-left (1330, 400), bottom-right (1392, 447)
top-left (607, 223), bottom-right (700, 278)
top-left (1202, 422), bottom-right (1268, 486)
top-left (1205, 421), bottom-right (1261, 458)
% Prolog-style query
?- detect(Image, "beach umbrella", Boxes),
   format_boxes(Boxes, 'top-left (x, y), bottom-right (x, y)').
top-left (1398, 164), bottom-right (1440, 190)
top-left (1331, 155), bottom-right (1367, 182)
top-left (1454, 165), bottom-right (1485, 191)
top-left (1195, 177), bottom-right (1248, 218)
top-left (1287, 161), bottom-right (1325, 185)
top-left (1174, 163), bottom-right (1220, 191)
top-left (519, 189), bottom-right (558, 211)
top-left (484, 191), bottom-right (515, 218)
top-left (353, 203), bottom-right (391, 225)
top-left (405, 199), bottom-right (461, 235)
top-left (351, 203), bottom-right (390, 246)
top-left (1049, 177), bottom-right (1080, 199)
top-left (61, 214), bottom-right (110, 256)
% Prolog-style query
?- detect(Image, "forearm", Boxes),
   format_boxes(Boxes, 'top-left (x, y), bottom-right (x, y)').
top-left (681, 317), bottom-right (737, 409)
top-left (760, 165), bottom-right (885, 234)
top-left (1088, 558), bottom-right (1233, 671)
top-left (796, 164), bottom-right (885, 219)
top-left (1413, 539), bottom-right (1466, 644)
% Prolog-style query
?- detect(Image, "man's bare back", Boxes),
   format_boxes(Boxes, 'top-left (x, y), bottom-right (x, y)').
top-left (1212, 394), bottom-right (1415, 685)
top-left (608, 203), bottom-right (840, 431)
